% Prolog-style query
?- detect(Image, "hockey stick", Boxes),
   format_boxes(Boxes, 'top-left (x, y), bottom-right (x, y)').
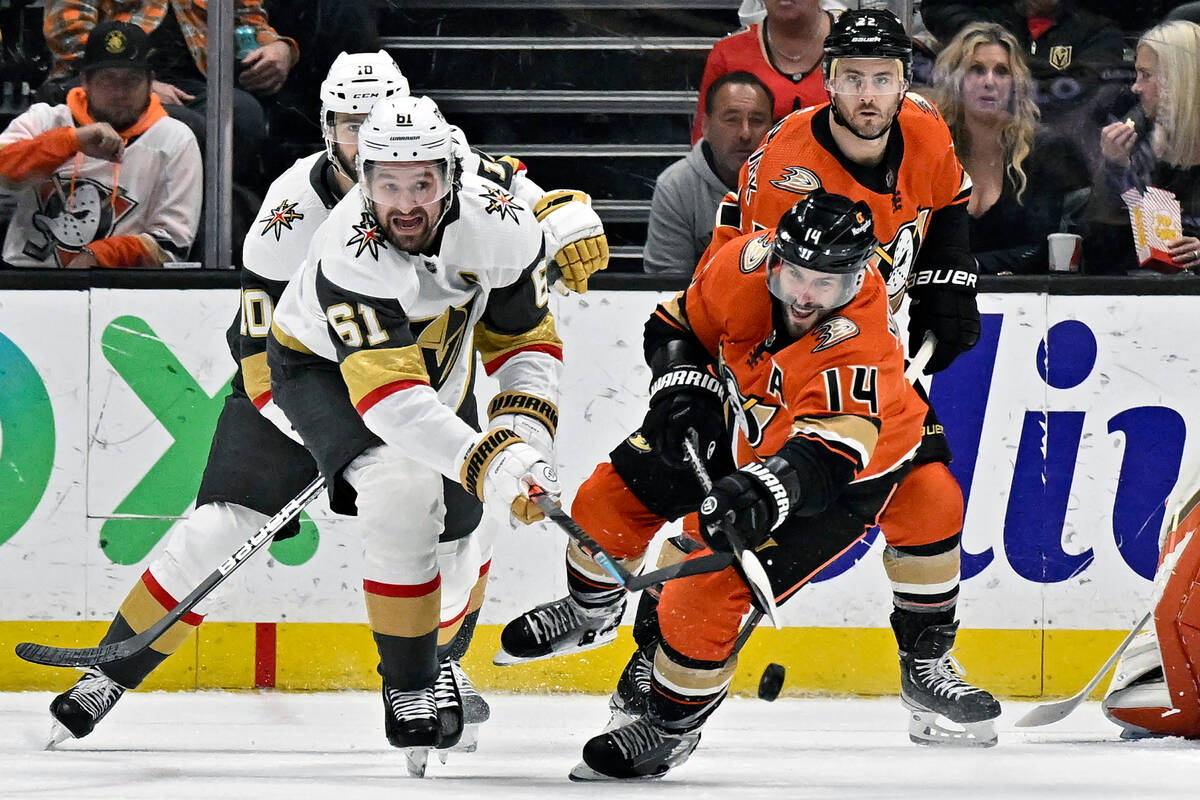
top-left (15, 476), bottom-right (327, 668)
top-left (527, 485), bottom-right (734, 597)
top-left (906, 333), bottom-right (936, 383)
top-left (682, 432), bottom-right (782, 629)
top-left (1013, 610), bottom-right (1153, 728)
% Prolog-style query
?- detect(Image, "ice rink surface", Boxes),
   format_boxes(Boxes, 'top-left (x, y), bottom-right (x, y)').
top-left (1, 690), bottom-right (1196, 799)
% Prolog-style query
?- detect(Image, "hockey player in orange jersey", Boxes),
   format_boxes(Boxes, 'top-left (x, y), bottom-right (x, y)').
top-left (499, 190), bottom-right (997, 780)
top-left (699, 8), bottom-right (997, 748)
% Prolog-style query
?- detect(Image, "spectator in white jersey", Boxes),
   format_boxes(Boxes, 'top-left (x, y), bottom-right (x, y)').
top-left (0, 21), bottom-right (200, 268)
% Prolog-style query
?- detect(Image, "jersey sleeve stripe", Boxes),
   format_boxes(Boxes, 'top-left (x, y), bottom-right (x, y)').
top-left (241, 351), bottom-right (272, 408)
top-left (341, 344), bottom-right (430, 411)
top-left (269, 320), bottom-right (315, 355)
top-left (475, 314), bottom-right (563, 374)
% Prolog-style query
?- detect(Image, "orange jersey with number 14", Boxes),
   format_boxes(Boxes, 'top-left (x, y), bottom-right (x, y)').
top-left (666, 230), bottom-right (927, 483)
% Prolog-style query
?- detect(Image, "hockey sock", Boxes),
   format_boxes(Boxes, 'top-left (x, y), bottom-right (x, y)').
top-left (96, 613), bottom-right (172, 689)
top-left (565, 540), bottom-right (636, 610)
top-left (646, 639), bottom-right (735, 732)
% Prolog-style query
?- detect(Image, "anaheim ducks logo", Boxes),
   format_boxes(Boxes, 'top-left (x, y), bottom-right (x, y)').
top-left (904, 91), bottom-right (941, 118)
top-left (811, 316), bottom-right (860, 353)
top-left (740, 233), bottom-right (773, 273)
top-left (626, 431), bottom-right (653, 452)
top-left (410, 298), bottom-right (475, 388)
top-left (874, 207), bottom-right (932, 308)
top-left (768, 166), bottom-right (822, 196)
top-left (719, 358), bottom-right (778, 449)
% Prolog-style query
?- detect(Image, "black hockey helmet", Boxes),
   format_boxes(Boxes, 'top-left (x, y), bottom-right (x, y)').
top-left (823, 9), bottom-right (913, 82)
top-left (767, 191), bottom-right (877, 314)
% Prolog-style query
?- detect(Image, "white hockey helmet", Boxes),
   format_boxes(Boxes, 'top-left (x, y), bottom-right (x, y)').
top-left (357, 94), bottom-right (461, 219)
top-left (320, 50), bottom-right (410, 177)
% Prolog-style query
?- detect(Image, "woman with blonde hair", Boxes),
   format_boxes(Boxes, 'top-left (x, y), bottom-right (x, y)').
top-left (930, 22), bottom-right (1089, 274)
top-left (1098, 19), bottom-right (1200, 272)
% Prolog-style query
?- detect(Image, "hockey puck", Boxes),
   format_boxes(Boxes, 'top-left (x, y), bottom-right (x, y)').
top-left (757, 662), bottom-right (785, 701)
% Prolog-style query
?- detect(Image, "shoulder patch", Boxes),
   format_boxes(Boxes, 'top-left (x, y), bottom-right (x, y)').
top-left (811, 316), bottom-right (860, 353)
top-left (346, 211), bottom-right (387, 260)
top-left (769, 166), bottom-right (822, 196)
top-left (259, 199), bottom-right (304, 241)
top-left (904, 91), bottom-right (941, 119)
top-left (480, 186), bottom-right (524, 223)
top-left (740, 233), bottom-right (773, 273)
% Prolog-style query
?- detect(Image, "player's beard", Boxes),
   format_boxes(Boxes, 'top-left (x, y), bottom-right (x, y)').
top-left (833, 92), bottom-right (901, 141)
top-left (378, 200), bottom-right (443, 252)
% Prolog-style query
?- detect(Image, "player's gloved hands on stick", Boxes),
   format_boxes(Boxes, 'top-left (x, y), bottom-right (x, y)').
top-left (534, 190), bottom-right (609, 293)
top-left (642, 365), bottom-right (725, 466)
top-left (907, 266), bottom-right (980, 374)
top-left (698, 463), bottom-right (790, 552)
top-left (461, 429), bottom-right (559, 524)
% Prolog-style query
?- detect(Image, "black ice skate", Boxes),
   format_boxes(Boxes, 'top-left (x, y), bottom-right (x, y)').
top-left (382, 682), bottom-right (441, 777)
top-left (494, 594), bottom-right (625, 665)
top-left (451, 660), bottom-right (489, 753)
top-left (570, 715), bottom-right (701, 781)
top-left (48, 666), bottom-right (126, 747)
top-left (433, 659), bottom-right (464, 756)
top-left (605, 646), bottom-right (653, 730)
top-left (898, 622), bottom-right (1001, 747)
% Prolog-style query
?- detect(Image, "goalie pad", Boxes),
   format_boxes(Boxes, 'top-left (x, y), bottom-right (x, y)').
top-left (1103, 494), bottom-right (1200, 738)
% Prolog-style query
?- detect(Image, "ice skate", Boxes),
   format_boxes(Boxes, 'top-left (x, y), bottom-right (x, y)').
top-left (898, 622), bottom-right (1001, 747)
top-left (450, 660), bottom-right (488, 753)
top-left (569, 715), bottom-right (700, 781)
top-left (382, 683), bottom-right (440, 777)
top-left (47, 666), bottom-right (126, 746)
top-left (604, 645), bottom-right (653, 730)
top-left (432, 659), bottom-right (464, 760)
top-left (495, 594), bottom-right (625, 665)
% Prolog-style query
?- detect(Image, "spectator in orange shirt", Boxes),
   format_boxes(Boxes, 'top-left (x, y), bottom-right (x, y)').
top-left (692, 0), bottom-right (835, 144)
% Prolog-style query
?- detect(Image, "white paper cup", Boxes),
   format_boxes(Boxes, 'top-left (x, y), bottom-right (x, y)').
top-left (1048, 233), bottom-right (1082, 273)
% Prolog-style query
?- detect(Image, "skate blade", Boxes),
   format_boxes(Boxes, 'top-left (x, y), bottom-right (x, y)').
top-left (492, 629), bottom-right (618, 667)
top-left (404, 747), bottom-right (430, 777)
top-left (45, 721), bottom-right (74, 750)
top-left (907, 710), bottom-right (997, 748)
top-left (568, 760), bottom-right (666, 782)
top-left (449, 724), bottom-right (479, 753)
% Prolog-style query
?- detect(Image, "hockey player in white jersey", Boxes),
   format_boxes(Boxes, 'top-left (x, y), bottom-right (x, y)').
top-left (266, 93), bottom-right (561, 773)
top-left (45, 51), bottom-right (606, 755)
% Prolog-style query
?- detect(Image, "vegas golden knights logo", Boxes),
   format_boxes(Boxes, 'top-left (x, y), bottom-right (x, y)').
top-left (410, 298), bottom-right (475, 389)
top-left (1048, 45), bottom-right (1072, 70)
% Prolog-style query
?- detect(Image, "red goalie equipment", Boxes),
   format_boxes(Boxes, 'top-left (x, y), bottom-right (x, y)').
top-left (1103, 491), bottom-right (1200, 738)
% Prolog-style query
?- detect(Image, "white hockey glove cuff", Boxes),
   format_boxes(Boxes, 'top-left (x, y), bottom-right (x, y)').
top-left (487, 391), bottom-right (557, 461)
top-left (460, 429), bottom-right (559, 525)
top-left (534, 189), bottom-right (609, 293)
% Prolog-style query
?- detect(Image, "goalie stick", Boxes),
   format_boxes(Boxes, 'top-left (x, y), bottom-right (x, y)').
top-left (682, 432), bottom-right (782, 629)
top-left (15, 476), bottom-right (327, 669)
top-left (527, 486), bottom-right (734, 597)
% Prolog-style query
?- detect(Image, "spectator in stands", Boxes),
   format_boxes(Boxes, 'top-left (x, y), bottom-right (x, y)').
top-left (41, 1), bottom-right (298, 190)
top-left (0, 21), bottom-right (200, 268)
top-left (929, 22), bottom-right (1090, 274)
top-left (646, 71), bottom-right (772, 274)
top-left (692, 0), bottom-right (834, 144)
top-left (1090, 20), bottom-right (1200, 273)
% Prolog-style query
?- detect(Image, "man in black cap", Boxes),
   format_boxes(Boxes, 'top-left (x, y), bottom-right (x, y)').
top-left (0, 20), bottom-right (201, 268)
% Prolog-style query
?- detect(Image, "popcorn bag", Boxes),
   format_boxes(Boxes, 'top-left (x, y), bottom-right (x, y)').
top-left (1122, 186), bottom-right (1185, 273)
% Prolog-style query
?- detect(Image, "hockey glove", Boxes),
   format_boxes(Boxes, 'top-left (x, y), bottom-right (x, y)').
top-left (534, 190), bottom-right (609, 293)
top-left (460, 429), bottom-right (559, 525)
top-left (907, 265), bottom-right (981, 374)
top-left (642, 365), bottom-right (726, 467)
top-left (698, 462), bottom-right (794, 552)
top-left (487, 391), bottom-right (558, 462)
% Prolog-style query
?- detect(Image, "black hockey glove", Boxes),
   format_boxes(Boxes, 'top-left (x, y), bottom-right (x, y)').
top-left (907, 265), bottom-right (981, 375)
top-left (642, 365), bottom-right (726, 466)
top-left (698, 461), bottom-right (796, 552)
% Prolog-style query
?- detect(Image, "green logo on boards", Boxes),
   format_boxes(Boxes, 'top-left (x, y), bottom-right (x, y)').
top-left (98, 315), bottom-right (320, 566)
top-left (0, 331), bottom-right (56, 546)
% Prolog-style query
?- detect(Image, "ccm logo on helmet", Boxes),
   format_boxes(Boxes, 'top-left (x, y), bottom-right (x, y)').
top-left (909, 268), bottom-right (977, 289)
top-left (353, 91), bottom-right (381, 99)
